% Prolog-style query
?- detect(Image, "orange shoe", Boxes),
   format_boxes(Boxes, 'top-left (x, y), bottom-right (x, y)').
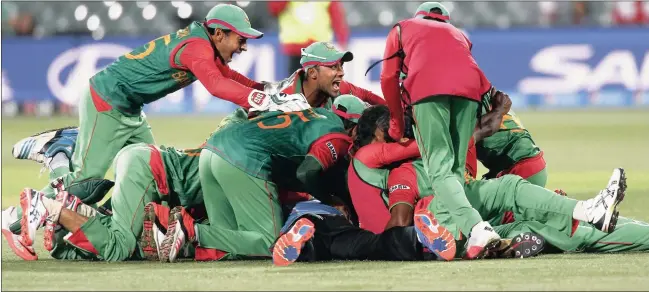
top-left (413, 208), bottom-right (456, 261)
top-left (272, 218), bottom-right (315, 267)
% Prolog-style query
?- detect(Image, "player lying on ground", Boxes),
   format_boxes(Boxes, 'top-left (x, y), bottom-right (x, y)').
top-left (12, 4), bottom-right (310, 245)
top-left (348, 105), bottom-right (646, 259)
top-left (10, 143), bottom-right (205, 261)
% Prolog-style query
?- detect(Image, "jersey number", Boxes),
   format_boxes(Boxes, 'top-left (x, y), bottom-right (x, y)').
top-left (256, 109), bottom-right (320, 130)
top-left (124, 34), bottom-right (171, 60)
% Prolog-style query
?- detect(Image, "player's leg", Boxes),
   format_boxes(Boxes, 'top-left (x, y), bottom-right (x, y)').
top-left (412, 98), bottom-right (484, 241)
top-left (574, 216), bottom-right (649, 253)
top-left (126, 116), bottom-right (156, 145)
top-left (501, 152), bottom-right (548, 188)
top-left (39, 87), bottom-right (147, 204)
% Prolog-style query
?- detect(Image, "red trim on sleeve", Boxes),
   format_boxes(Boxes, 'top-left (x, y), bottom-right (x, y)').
top-left (179, 40), bottom-right (254, 109)
top-left (354, 141), bottom-right (420, 168)
top-left (380, 27), bottom-right (405, 140)
top-left (308, 134), bottom-right (352, 170)
top-left (339, 81), bottom-right (386, 105)
top-left (387, 163), bottom-right (419, 208)
top-left (148, 145), bottom-right (169, 196)
top-left (67, 229), bottom-right (100, 255)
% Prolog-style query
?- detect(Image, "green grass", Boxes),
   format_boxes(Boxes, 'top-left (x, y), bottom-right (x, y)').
top-left (2, 110), bottom-right (649, 290)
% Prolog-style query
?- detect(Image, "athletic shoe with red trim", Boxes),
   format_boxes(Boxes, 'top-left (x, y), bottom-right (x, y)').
top-left (19, 188), bottom-right (48, 247)
top-left (159, 207), bottom-right (188, 263)
top-left (272, 218), bottom-right (316, 267)
top-left (140, 202), bottom-right (166, 261)
top-left (413, 209), bottom-right (456, 261)
top-left (2, 206), bottom-right (38, 260)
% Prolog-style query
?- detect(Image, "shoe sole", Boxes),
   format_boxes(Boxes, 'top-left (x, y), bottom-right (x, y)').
top-left (272, 218), bottom-right (315, 267)
top-left (159, 207), bottom-right (183, 263)
top-left (140, 203), bottom-right (160, 261)
top-left (413, 211), bottom-right (456, 261)
top-left (603, 168), bottom-right (627, 233)
top-left (19, 188), bottom-right (35, 247)
top-left (501, 232), bottom-right (545, 259)
top-left (2, 229), bottom-right (37, 261)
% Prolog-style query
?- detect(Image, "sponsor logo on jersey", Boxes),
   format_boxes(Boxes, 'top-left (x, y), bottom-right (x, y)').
top-left (389, 184), bottom-right (411, 193)
top-left (250, 92), bottom-right (267, 106)
top-left (326, 141), bottom-right (338, 161)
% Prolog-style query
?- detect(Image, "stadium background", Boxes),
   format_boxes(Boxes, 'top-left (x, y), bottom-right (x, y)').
top-left (1, 1), bottom-right (649, 290)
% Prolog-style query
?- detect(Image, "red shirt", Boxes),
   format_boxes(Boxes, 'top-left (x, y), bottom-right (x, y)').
top-left (178, 39), bottom-right (264, 109)
top-left (380, 19), bottom-right (491, 139)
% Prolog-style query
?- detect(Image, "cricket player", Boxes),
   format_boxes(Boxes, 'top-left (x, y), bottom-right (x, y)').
top-left (349, 105), bottom-right (638, 260)
top-left (373, 1), bottom-right (502, 258)
top-left (13, 3), bottom-right (310, 224)
top-left (476, 95), bottom-right (547, 188)
top-left (151, 104), bottom-right (360, 262)
top-left (15, 143), bottom-right (204, 261)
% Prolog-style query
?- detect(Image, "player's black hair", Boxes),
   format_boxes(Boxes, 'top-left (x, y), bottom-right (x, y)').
top-left (351, 105), bottom-right (394, 154)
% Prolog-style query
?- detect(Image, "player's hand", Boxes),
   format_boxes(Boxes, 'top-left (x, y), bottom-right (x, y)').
top-left (490, 88), bottom-right (512, 114)
top-left (261, 71), bottom-right (298, 95)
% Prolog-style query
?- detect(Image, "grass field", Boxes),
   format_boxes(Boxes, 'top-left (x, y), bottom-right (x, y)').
top-left (2, 110), bottom-right (649, 290)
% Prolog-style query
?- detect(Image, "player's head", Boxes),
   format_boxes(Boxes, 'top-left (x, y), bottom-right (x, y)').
top-left (301, 42), bottom-right (354, 98)
top-left (414, 2), bottom-right (451, 23)
top-left (351, 105), bottom-right (394, 155)
top-left (332, 94), bottom-right (370, 133)
top-left (204, 4), bottom-right (263, 63)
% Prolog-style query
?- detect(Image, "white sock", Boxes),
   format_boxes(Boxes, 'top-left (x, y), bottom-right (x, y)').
top-left (48, 152), bottom-right (69, 171)
top-left (41, 196), bottom-right (64, 223)
top-left (572, 201), bottom-right (589, 222)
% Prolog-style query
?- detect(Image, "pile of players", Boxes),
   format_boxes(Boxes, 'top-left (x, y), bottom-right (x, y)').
top-left (3, 2), bottom-right (648, 265)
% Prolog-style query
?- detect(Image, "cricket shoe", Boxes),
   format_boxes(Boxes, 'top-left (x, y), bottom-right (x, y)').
top-left (272, 217), bottom-right (316, 267)
top-left (464, 221), bottom-right (502, 260)
top-left (12, 126), bottom-right (78, 164)
top-left (140, 202), bottom-right (168, 261)
top-left (413, 209), bottom-right (456, 261)
top-left (486, 232), bottom-right (545, 259)
top-left (43, 190), bottom-right (84, 252)
top-left (2, 206), bottom-right (38, 261)
top-left (19, 188), bottom-right (48, 247)
top-left (584, 168), bottom-right (627, 233)
top-left (159, 206), bottom-right (195, 263)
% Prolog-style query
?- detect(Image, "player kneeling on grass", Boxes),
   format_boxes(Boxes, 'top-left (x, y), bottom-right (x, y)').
top-left (14, 143), bottom-right (204, 261)
top-left (349, 105), bottom-right (639, 259)
top-left (151, 102), bottom-right (364, 263)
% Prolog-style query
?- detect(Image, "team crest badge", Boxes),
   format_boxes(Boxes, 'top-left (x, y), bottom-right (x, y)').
top-left (244, 15), bottom-right (251, 25)
top-left (323, 42), bottom-right (336, 51)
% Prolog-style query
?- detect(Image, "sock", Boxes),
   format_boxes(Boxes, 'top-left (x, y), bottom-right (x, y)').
top-left (572, 201), bottom-right (590, 222)
top-left (48, 152), bottom-right (70, 173)
top-left (41, 196), bottom-right (64, 223)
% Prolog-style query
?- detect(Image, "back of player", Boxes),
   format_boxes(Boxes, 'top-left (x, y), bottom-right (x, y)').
top-left (205, 107), bottom-right (347, 182)
top-left (477, 95), bottom-right (547, 187)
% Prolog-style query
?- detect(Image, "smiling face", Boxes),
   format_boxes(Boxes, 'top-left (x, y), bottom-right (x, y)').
top-left (212, 29), bottom-right (248, 63)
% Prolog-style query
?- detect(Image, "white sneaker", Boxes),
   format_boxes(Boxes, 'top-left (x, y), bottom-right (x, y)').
top-left (2, 206), bottom-right (38, 260)
top-left (584, 168), bottom-right (627, 233)
top-left (465, 221), bottom-right (502, 260)
top-left (19, 188), bottom-right (48, 247)
top-left (140, 203), bottom-right (166, 261)
top-left (159, 207), bottom-right (187, 263)
top-left (12, 130), bottom-right (59, 163)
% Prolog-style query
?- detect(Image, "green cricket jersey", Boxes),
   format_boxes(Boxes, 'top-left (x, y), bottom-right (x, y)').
top-left (90, 22), bottom-right (210, 115)
top-left (204, 107), bottom-right (346, 182)
top-left (476, 95), bottom-right (541, 173)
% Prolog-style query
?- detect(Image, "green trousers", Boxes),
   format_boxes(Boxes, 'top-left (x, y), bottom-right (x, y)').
top-left (197, 150), bottom-right (283, 258)
top-left (413, 97), bottom-right (483, 234)
top-left (63, 144), bottom-right (163, 261)
top-left (41, 87), bottom-right (155, 202)
top-left (429, 175), bottom-right (578, 240)
top-left (525, 168), bottom-right (548, 188)
top-left (497, 216), bottom-right (649, 253)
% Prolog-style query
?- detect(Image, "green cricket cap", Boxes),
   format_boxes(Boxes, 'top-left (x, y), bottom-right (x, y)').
top-left (332, 94), bottom-right (369, 123)
top-left (414, 2), bottom-right (451, 22)
top-left (205, 4), bottom-right (263, 39)
top-left (300, 42), bottom-right (354, 68)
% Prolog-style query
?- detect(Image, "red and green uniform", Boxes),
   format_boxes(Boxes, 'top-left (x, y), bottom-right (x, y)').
top-left (44, 10), bottom-right (265, 203)
top-left (477, 96), bottom-right (547, 187)
top-left (54, 144), bottom-right (204, 261)
top-left (197, 107), bottom-right (351, 258)
top-left (380, 18), bottom-right (492, 235)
